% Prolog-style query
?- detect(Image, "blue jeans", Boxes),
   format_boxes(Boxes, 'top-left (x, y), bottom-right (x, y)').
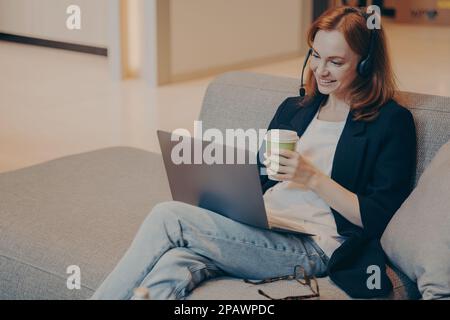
top-left (91, 201), bottom-right (329, 300)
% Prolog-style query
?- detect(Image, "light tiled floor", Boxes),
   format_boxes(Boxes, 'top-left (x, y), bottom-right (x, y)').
top-left (1, 21), bottom-right (449, 173)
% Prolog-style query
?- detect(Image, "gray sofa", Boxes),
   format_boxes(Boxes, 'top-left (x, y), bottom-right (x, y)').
top-left (1, 71), bottom-right (449, 300)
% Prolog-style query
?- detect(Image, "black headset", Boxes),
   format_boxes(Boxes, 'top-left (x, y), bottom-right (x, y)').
top-left (299, 7), bottom-right (377, 97)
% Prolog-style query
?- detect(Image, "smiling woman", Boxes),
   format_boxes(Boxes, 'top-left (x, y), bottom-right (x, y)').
top-left (91, 6), bottom-right (417, 301)
top-left (305, 6), bottom-right (397, 121)
top-left (310, 30), bottom-right (357, 96)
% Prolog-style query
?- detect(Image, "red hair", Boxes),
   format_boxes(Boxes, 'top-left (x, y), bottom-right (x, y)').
top-left (305, 6), bottom-right (397, 121)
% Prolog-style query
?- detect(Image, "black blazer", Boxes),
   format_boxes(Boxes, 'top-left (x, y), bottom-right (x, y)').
top-left (258, 94), bottom-right (417, 298)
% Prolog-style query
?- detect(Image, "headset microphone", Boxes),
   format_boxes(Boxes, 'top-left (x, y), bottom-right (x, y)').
top-left (299, 48), bottom-right (313, 97)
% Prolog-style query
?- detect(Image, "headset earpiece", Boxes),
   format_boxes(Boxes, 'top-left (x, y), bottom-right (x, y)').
top-left (357, 28), bottom-right (376, 78)
top-left (357, 9), bottom-right (377, 78)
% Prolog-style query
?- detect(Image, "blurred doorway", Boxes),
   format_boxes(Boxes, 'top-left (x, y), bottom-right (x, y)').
top-left (313, 0), bottom-right (330, 20)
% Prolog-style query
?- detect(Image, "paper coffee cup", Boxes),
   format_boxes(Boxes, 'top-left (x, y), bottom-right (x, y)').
top-left (264, 130), bottom-right (299, 181)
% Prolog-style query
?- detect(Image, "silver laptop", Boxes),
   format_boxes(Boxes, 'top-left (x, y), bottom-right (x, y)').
top-left (157, 130), bottom-right (314, 236)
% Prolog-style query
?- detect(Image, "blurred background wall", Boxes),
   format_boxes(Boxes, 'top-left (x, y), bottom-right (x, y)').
top-left (168, 0), bottom-right (309, 82)
top-left (0, 0), bottom-right (109, 47)
top-left (0, 0), bottom-right (448, 173)
top-left (0, 0), bottom-right (313, 85)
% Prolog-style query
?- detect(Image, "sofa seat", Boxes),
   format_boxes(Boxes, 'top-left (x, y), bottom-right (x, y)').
top-left (0, 147), bottom-right (419, 300)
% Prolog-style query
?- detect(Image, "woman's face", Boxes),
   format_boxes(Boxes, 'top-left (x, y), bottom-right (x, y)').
top-left (310, 30), bottom-right (360, 98)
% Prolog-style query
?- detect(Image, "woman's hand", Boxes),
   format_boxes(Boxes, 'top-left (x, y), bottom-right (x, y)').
top-left (263, 148), bottom-right (363, 228)
top-left (263, 149), bottom-right (326, 191)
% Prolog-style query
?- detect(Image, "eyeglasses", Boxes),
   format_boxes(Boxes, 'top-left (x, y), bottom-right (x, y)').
top-left (243, 265), bottom-right (320, 300)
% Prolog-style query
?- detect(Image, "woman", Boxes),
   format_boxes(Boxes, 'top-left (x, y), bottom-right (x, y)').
top-left (92, 6), bottom-right (416, 300)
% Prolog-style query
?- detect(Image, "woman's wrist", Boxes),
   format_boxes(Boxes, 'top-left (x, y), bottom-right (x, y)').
top-left (308, 170), bottom-right (327, 193)
top-left (307, 170), bottom-right (363, 228)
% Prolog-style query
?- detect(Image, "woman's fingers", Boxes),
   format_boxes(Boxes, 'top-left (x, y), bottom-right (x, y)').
top-left (273, 165), bottom-right (294, 174)
top-left (270, 148), bottom-right (298, 159)
top-left (268, 154), bottom-right (294, 166)
top-left (266, 167), bottom-right (278, 176)
top-left (264, 150), bottom-right (301, 180)
top-left (267, 161), bottom-right (294, 174)
top-left (271, 172), bottom-right (292, 181)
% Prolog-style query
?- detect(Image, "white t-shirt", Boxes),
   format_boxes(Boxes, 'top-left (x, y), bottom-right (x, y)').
top-left (263, 108), bottom-right (349, 258)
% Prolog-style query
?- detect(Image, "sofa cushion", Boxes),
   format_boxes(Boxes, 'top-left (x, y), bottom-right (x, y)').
top-left (381, 141), bottom-right (450, 300)
top-left (0, 147), bottom-right (172, 299)
top-left (188, 263), bottom-right (420, 300)
top-left (0, 146), bottom-right (416, 300)
top-left (189, 276), bottom-right (350, 300)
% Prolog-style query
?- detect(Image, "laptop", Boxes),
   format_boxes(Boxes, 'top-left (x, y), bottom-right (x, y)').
top-left (157, 130), bottom-right (314, 236)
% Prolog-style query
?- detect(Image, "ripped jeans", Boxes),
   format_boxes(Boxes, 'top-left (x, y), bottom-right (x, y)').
top-left (90, 201), bottom-right (329, 300)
